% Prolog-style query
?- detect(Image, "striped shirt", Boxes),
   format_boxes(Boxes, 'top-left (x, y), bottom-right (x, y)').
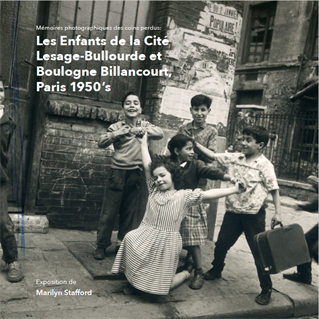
top-left (111, 178), bottom-right (204, 295)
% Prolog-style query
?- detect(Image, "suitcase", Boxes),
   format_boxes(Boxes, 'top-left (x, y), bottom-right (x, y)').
top-left (254, 223), bottom-right (311, 275)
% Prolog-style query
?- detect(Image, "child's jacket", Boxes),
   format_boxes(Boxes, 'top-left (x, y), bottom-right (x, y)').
top-left (0, 110), bottom-right (16, 181)
top-left (181, 159), bottom-right (225, 189)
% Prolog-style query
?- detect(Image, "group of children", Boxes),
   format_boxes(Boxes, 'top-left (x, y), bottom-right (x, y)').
top-left (95, 92), bottom-right (283, 306)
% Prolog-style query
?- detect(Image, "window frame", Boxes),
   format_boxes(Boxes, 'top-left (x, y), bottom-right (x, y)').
top-left (244, 1), bottom-right (277, 64)
top-left (237, 89), bottom-right (264, 106)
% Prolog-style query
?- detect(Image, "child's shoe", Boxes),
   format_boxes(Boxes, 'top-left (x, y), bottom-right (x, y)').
top-left (123, 283), bottom-right (140, 295)
top-left (189, 268), bottom-right (204, 289)
top-left (176, 261), bottom-right (194, 274)
top-left (255, 289), bottom-right (272, 305)
top-left (204, 267), bottom-right (222, 280)
top-left (7, 261), bottom-right (23, 282)
top-left (283, 272), bottom-right (311, 285)
top-left (93, 247), bottom-right (106, 260)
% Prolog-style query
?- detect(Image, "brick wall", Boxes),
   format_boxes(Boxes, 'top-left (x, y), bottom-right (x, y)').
top-left (36, 100), bottom-right (150, 229)
top-left (226, 1), bottom-right (318, 180)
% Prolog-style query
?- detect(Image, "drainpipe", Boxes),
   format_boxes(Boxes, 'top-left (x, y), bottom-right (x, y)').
top-left (293, 1), bottom-right (316, 96)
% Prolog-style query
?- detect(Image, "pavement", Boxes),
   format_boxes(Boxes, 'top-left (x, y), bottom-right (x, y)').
top-left (0, 195), bottom-right (318, 319)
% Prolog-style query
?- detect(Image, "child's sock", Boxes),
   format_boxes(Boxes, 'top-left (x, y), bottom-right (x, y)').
top-left (182, 270), bottom-right (191, 279)
top-left (116, 239), bottom-right (122, 246)
top-left (195, 268), bottom-right (203, 274)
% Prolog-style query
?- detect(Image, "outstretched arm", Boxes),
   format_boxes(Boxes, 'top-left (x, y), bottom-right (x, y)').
top-left (138, 132), bottom-right (152, 180)
top-left (196, 160), bottom-right (235, 182)
top-left (202, 182), bottom-right (243, 201)
top-left (195, 142), bottom-right (217, 160)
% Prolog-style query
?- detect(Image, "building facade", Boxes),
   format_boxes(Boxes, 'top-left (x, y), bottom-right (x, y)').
top-left (1, 1), bottom-right (317, 229)
top-left (228, 1), bottom-right (318, 183)
top-left (1, 1), bottom-right (244, 229)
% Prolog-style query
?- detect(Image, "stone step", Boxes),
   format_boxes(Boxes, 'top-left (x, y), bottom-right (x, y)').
top-left (9, 214), bottom-right (49, 233)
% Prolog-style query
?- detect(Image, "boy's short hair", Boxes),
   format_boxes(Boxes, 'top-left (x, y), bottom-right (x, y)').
top-left (191, 94), bottom-right (212, 109)
top-left (242, 126), bottom-right (269, 147)
top-left (121, 92), bottom-right (140, 108)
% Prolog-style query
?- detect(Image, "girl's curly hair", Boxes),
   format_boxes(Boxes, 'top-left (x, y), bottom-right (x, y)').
top-left (150, 157), bottom-right (184, 190)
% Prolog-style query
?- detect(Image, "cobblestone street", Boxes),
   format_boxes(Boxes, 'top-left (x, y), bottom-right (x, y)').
top-left (1, 194), bottom-right (317, 319)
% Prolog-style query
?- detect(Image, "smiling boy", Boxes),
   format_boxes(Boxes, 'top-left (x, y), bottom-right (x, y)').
top-left (94, 92), bottom-right (163, 260)
top-left (195, 126), bottom-right (282, 306)
top-left (177, 95), bottom-right (228, 288)
top-left (178, 94), bottom-right (217, 164)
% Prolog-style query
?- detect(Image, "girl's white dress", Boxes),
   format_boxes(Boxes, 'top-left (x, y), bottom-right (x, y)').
top-left (111, 178), bottom-right (204, 295)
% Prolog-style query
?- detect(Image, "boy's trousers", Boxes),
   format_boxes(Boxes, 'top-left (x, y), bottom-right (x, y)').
top-left (297, 223), bottom-right (318, 277)
top-left (96, 168), bottom-right (148, 248)
top-left (0, 181), bottom-right (18, 264)
top-left (212, 207), bottom-right (272, 291)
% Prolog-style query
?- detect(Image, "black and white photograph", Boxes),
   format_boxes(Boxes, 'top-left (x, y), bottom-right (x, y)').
top-left (0, 0), bottom-right (318, 318)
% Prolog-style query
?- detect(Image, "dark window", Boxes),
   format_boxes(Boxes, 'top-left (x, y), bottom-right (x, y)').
top-left (237, 90), bottom-right (263, 105)
top-left (247, 2), bottom-right (277, 63)
top-left (245, 72), bottom-right (258, 81)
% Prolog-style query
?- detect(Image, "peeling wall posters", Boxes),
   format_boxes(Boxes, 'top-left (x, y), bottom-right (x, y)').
top-left (161, 1), bottom-right (242, 126)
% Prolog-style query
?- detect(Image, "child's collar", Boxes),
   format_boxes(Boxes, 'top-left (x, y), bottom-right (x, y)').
top-left (180, 162), bottom-right (187, 168)
top-left (123, 117), bottom-right (142, 127)
top-left (186, 121), bottom-right (207, 130)
top-left (243, 152), bottom-right (264, 163)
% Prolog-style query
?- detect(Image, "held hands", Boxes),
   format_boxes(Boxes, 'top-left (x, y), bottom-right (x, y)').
top-left (114, 124), bottom-right (146, 138)
top-left (223, 175), bottom-right (237, 185)
top-left (137, 131), bottom-right (148, 144)
top-left (231, 178), bottom-right (246, 194)
top-left (130, 126), bottom-right (146, 138)
top-left (230, 177), bottom-right (237, 184)
top-left (234, 180), bottom-right (246, 193)
top-left (114, 124), bottom-right (131, 138)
